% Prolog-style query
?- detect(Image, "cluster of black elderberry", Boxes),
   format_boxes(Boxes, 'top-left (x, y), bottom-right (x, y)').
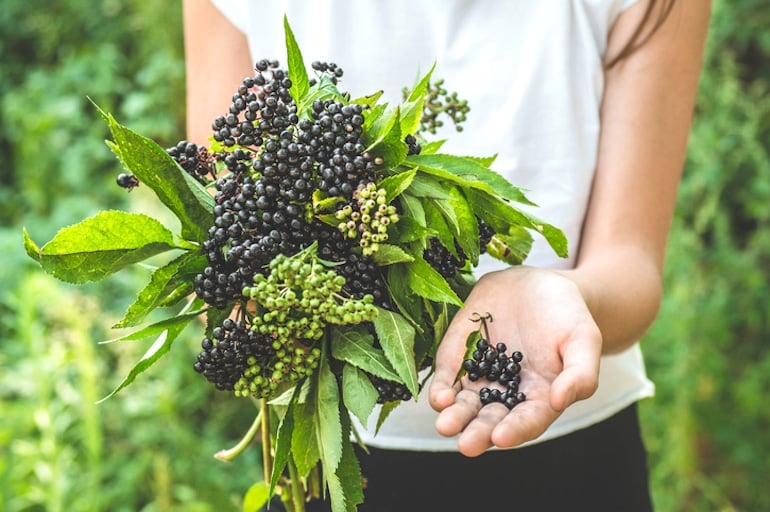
top-left (189, 58), bottom-right (391, 314)
top-left (422, 218), bottom-right (496, 278)
top-left (369, 374), bottom-right (412, 403)
top-left (166, 140), bottom-right (217, 184)
top-left (193, 317), bottom-right (276, 391)
top-left (463, 337), bottom-right (526, 410)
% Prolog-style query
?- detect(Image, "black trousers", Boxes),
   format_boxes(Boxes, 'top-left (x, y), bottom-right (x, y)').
top-left (271, 403), bottom-right (653, 512)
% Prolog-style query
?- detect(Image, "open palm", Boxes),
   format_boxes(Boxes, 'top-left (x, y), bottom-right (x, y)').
top-left (429, 266), bottom-right (602, 457)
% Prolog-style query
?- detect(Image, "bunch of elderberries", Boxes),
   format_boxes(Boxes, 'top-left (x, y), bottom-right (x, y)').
top-left (462, 313), bottom-right (527, 410)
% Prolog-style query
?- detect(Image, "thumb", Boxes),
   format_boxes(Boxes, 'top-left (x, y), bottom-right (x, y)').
top-left (428, 314), bottom-right (473, 412)
top-left (550, 327), bottom-right (601, 411)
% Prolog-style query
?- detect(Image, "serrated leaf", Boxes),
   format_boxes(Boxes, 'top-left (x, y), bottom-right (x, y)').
top-left (407, 258), bottom-right (464, 306)
top-left (291, 396), bottom-right (321, 477)
top-left (486, 228), bottom-right (535, 266)
top-left (270, 385), bottom-right (302, 496)
top-left (298, 76), bottom-right (346, 119)
top-left (379, 168), bottom-right (416, 202)
top-left (375, 400), bottom-right (400, 434)
top-left (114, 251), bottom-right (205, 328)
top-left (399, 63), bottom-right (435, 136)
top-left (399, 192), bottom-right (426, 227)
top-left (330, 326), bottom-right (402, 382)
top-left (423, 200), bottom-right (456, 258)
top-left (242, 481), bottom-right (270, 512)
top-left (283, 16), bottom-right (309, 102)
top-left (101, 307), bottom-right (207, 344)
top-left (97, 311), bottom-right (198, 402)
top-left (389, 216), bottom-right (433, 245)
top-left (29, 211), bottom-right (183, 284)
top-left (372, 308), bottom-right (419, 397)
top-left (369, 243), bottom-right (414, 266)
top-left (341, 365), bottom-right (378, 425)
top-left (406, 153), bottom-right (536, 206)
top-left (315, 351), bottom-right (343, 474)
top-left (365, 106), bottom-right (406, 167)
top-left (385, 264), bottom-right (423, 325)
top-left (420, 139), bottom-right (446, 155)
top-left (327, 435), bottom-right (364, 512)
top-left (447, 186), bottom-right (480, 264)
top-left (97, 107), bottom-right (214, 243)
top-left (352, 90), bottom-right (384, 110)
top-left (465, 187), bottom-right (568, 258)
top-left (22, 227), bottom-right (40, 261)
top-left (405, 172), bottom-right (452, 199)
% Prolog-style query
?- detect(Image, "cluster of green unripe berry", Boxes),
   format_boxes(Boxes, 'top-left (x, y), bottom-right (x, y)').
top-left (234, 244), bottom-right (379, 397)
top-left (233, 340), bottom-right (321, 398)
top-left (335, 182), bottom-right (399, 256)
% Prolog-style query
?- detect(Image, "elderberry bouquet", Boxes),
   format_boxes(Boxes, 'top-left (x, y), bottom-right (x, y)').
top-left (24, 18), bottom-right (566, 512)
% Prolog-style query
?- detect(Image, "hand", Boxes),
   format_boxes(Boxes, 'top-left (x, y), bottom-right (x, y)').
top-left (428, 266), bottom-right (602, 457)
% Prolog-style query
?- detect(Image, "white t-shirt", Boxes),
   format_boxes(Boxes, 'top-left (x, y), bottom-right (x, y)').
top-left (212, 0), bottom-right (655, 450)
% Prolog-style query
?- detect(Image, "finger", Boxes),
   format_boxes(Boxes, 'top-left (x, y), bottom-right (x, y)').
top-left (490, 399), bottom-right (559, 448)
top-left (550, 326), bottom-right (601, 411)
top-left (456, 402), bottom-right (510, 457)
top-left (434, 388), bottom-right (483, 437)
top-left (429, 313), bottom-right (475, 411)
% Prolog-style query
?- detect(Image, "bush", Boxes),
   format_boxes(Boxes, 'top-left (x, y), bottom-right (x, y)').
top-left (640, 1), bottom-right (770, 510)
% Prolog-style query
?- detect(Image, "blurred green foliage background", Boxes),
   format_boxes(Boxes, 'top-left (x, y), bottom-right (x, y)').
top-left (1, 1), bottom-right (767, 510)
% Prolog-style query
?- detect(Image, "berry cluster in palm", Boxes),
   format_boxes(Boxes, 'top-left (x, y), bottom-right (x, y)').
top-left (462, 314), bottom-right (527, 410)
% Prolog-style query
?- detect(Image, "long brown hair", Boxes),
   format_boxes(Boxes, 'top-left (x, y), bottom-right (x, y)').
top-left (606, 0), bottom-right (676, 68)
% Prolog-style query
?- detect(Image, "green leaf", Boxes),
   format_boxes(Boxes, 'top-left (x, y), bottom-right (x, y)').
top-left (379, 168), bottom-right (416, 202)
top-left (270, 385), bottom-right (302, 497)
top-left (389, 216), bottom-right (433, 245)
top-left (465, 187), bottom-right (568, 258)
top-left (447, 186), bottom-right (480, 264)
top-left (97, 310), bottom-right (199, 402)
top-left (327, 434), bottom-right (364, 512)
top-left (486, 227), bottom-right (535, 266)
top-left (291, 396), bottom-right (321, 477)
top-left (97, 105), bottom-right (214, 243)
top-left (399, 192), bottom-right (427, 228)
top-left (101, 307), bottom-right (206, 344)
top-left (385, 264), bottom-right (424, 325)
top-left (420, 139), bottom-right (446, 155)
top-left (114, 251), bottom-right (206, 328)
top-left (405, 172), bottom-right (452, 199)
top-left (369, 243), bottom-right (414, 266)
top-left (423, 200), bottom-right (456, 258)
top-left (406, 153), bottom-right (536, 206)
top-left (297, 76), bottom-right (346, 118)
top-left (365, 106), bottom-right (407, 167)
top-left (352, 90), bottom-right (384, 110)
top-left (315, 350), bottom-right (343, 474)
top-left (341, 364), bottom-right (378, 425)
top-left (330, 326), bottom-right (402, 382)
top-left (28, 211), bottom-right (183, 284)
top-left (283, 15), bottom-right (309, 102)
top-left (373, 308), bottom-right (419, 397)
top-left (22, 227), bottom-right (40, 261)
top-left (407, 258), bottom-right (464, 306)
top-left (375, 400), bottom-right (400, 434)
top-left (399, 63), bottom-right (435, 136)
top-left (242, 481), bottom-right (271, 512)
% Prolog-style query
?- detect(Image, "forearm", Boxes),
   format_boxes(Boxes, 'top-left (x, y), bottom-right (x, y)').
top-left (560, 245), bottom-right (663, 354)
top-left (183, 0), bottom-right (253, 145)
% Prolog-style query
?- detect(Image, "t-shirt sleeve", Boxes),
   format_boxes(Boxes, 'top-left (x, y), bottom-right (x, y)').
top-left (211, 0), bottom-right (251, 35)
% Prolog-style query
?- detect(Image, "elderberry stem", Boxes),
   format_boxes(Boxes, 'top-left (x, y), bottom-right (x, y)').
top-left (260, 398), bottom-right (273, 485)
top-left (213, 407), bottom-right (262, 462)
top-left (287, 458), bottom-right (306, 512)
